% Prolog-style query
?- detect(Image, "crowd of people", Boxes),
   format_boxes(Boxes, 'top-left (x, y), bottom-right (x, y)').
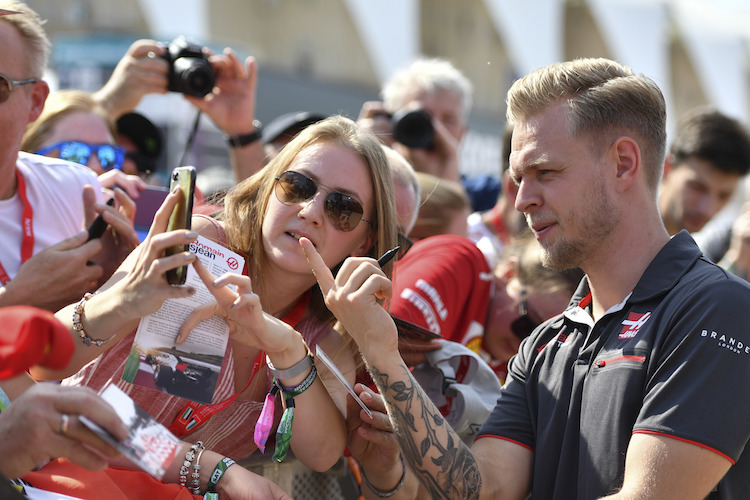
top-left (2, 0), bottom-right (750, 499)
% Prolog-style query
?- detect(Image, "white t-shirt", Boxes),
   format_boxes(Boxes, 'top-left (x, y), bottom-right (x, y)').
top-left (0, 152), bottom-right (102, 281)
top-left (466, 211), bottom-right (505, 269)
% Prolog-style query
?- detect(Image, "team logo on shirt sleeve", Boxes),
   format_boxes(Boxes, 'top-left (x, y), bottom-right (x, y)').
top-left (619, 312), bottom-right (651, 339)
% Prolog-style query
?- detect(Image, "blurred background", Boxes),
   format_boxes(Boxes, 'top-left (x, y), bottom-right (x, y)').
top-left (25, 0), bottom-right (750, 184)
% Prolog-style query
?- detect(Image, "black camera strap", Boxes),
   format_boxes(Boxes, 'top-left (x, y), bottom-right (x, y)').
top-left (177, 109), bottom-right (203, 169)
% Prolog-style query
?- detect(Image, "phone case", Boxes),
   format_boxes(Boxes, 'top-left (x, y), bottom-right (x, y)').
top-left (165, 166), bottom-right (196, 285)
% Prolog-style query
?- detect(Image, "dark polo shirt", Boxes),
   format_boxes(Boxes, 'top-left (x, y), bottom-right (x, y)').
top-left (477, 231), bottom-right (750, 499)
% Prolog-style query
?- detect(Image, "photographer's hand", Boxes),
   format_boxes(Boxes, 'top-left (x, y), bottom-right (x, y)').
top-left (357, 101), bottom-right (396, 147)
top-left (187, 47), bottom-right (265, 181)
top-left (93, 39), bottom-right (169, 119)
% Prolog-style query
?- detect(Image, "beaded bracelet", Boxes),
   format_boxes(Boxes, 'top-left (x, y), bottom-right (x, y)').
top-left (361, 454), bottom-right (407, 498)
top-left (179, 441), bottom-right (203, 488)
top-left (190, 444), bottom-right (206, 495)
top-left (207, 456), bottom-right (236, 492)
top-left (72, 292), bottom-right (116, 347)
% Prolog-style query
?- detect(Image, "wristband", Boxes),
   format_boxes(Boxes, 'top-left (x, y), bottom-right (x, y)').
top-left (207, 456), bottom-right (236, 492)
top-left (225, 120), bottom-right (263, 148)
top-left (361, 454), bottom-right (406, 498)
top-left (266, 352), bottom-right (313, 381)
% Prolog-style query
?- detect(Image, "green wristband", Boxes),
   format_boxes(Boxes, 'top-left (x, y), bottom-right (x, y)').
top-left (207, 456), bottom-right (236, 492)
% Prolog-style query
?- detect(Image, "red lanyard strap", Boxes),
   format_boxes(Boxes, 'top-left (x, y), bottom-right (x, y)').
top-left (0, 170), bottom-right (34, 286)
top-left (169, 290), bottom-right (312, 437)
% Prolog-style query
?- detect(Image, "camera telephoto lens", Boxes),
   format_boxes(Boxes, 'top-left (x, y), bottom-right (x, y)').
top-left (391, 109), bottom-right (434, 149)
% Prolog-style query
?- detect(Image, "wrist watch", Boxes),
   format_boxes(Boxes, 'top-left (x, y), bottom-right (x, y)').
top-left (225, 120), bottom-right (263, 148)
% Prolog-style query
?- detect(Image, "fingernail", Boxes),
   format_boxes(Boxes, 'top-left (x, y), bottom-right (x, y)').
top-left (185, 231), bottom-right (198, 239)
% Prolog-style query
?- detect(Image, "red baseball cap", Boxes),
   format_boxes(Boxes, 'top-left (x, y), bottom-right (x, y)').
top-left (0, 306), bottom-right (74, 379)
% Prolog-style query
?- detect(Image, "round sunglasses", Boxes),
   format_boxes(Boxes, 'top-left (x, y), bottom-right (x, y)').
top-left (273, 170), bottom-right (374, 232)
top-left (36, 141), bottom-right (125, 171)
top-left (0, 74), bottom-right (38, 104)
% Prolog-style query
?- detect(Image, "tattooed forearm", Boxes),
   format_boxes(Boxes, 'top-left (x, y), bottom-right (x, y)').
top-left (369, 364), bottom-right (482, 500)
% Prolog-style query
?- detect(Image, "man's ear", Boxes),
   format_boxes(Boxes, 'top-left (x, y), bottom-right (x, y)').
top-left (27, 80), bottom-right (49, 123)
top-left (611, 136), bottom-right (640, 193)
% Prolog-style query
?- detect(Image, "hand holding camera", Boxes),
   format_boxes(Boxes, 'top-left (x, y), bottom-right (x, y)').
top-left (162, 36), bottom-right (216, 98)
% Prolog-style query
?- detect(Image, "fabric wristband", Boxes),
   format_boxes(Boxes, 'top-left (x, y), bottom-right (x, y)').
top-left (207, 457), bottom-right (236, 492)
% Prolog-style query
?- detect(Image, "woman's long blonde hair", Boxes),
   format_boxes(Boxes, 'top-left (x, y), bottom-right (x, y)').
top-left (222, 115), bottom-right (399, 324)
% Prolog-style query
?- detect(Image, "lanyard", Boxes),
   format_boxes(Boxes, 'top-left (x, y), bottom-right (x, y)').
top-left (0, 170), bottom-right (34, 286)
top-left (168, 290), bottom-right (311, 437)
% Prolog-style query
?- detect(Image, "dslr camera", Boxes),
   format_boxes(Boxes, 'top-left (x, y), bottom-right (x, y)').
top-left (162, 36), bottom-right (216, 98)
top-left (391, 109), bottom-right (434, 149)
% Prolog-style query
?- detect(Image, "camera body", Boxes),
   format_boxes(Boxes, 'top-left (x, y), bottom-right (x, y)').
top-left (162, 36), bottom-right (216, 98)
top-left (391, 109), bottom-right (434, 149)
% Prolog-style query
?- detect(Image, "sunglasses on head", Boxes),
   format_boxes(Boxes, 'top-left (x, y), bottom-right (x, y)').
top-left (274, 170), bottom-right (374, 232)
top-left (510, 287), bottom-right (539, 340)
top-left (36, 141), bottom-right (125, 171)
top-left (0, 74), bottom-right (38, 104)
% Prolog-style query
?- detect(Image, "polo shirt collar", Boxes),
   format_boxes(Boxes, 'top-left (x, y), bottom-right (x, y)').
top-left (562, 230), bottom-right (702, 326)
top-left (629, 230), bottom-right (702, 303)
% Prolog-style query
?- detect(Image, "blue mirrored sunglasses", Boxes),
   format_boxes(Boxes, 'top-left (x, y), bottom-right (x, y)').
top-left (36, 141), bottom-right (125, 171)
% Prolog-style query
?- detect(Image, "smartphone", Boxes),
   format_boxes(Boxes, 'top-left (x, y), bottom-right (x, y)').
top-left (87, 198), bottom-right (116, 241)
top-left (165, 166), bottom-right (196, 285)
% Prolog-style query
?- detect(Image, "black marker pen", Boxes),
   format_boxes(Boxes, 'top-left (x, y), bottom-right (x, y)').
top-left (377, 246), bottom-right (400, 267)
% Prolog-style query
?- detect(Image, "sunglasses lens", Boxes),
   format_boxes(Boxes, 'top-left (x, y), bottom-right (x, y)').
top-left (276, 171), bottom-right (316, 204)
top-left (325, 192), bottom-right (363, 232)
top-left (97, 145), bottom-right (119, 170)
top-left (59, 142), bottom-right (91, 164)
top-left (0, 76), bottom-right (9, 103)
top-left (510, 315), bottom-right (538, 340)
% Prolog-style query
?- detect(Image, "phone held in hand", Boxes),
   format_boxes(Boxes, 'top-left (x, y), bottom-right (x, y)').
top-left (165, 166), bottom-right (196, 285)
top-left (86, 197), bottom-right (116, 241)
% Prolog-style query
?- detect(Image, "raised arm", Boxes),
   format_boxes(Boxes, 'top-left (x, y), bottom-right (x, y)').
top-left (179, 257), bottom-right (347, 471)
top-left (300, 237), bottom-right (532, 499)
top-left (32, 188), bottom-right (199, 380)
top-left (186, 47), bottom-right (266, 182)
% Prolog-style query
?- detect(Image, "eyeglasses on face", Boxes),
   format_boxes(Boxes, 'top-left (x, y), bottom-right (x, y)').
top-left (36, 141), bottom-right (125, 171)
top-left (273, 170), bottom-right (374, 232)
top-left (0, 74), bottom-right (38, 104)
top-left (510, 286), bottom-right (539, 340)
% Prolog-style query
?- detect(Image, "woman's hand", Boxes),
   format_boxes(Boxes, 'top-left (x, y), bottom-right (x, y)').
top-left (101, 187), bottom-right (198, 319)
top-left (177, 259), bottom-right (301, 357)
top-left (300, 237), bottom-right (399, 361)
